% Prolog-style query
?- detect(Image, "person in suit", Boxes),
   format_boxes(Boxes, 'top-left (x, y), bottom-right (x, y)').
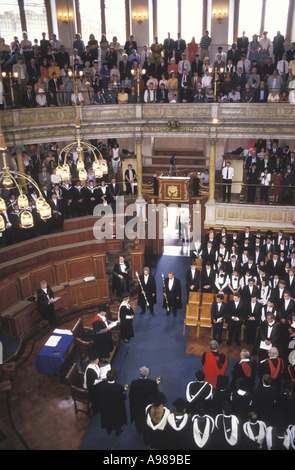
top-left (140, 45), bottom-right (152, 68)
top-left (108, 177), bottom-right (120, 213)
top-left (201, 339), bottom-right (228, 387)
top-left (191, 53), bottom-right (203, 76)
top-left (37, 280), bottom-right (56, 327)
top-left (211, 294), bottom-right (228, 343)
top-left (285, 267), bottom-right (295, 297)
top-left (22, 85), bottom-right (37, 108)
top-left (99, 369), bottom-right (128, 436)
top-left (119, 54), bottom-right (132, 79)
top-left (201, 261), bottom-right (215, 293)
top-left (174, 33), bottom-right (186, 64)
top-left (227, 43), bottom-right (240, 67)
top-left (237, 55), bottom-right (251, 77)
top-left (222, 161), bottom-right (234, 202)
top-left (129, 366), bottom-right (161, 435)
top-left (247, 162), bottom-right (259, 204)
top-left (124, 164), bottom-right (137, 196)
top-left (128, 86), bottom-right (138, 103)
top-left (256, 313), bottom-right (283, 362)
top-left (163, 33), bottom-right (174, 63)
top-left (230, 348), bottom-right (257, 392)
top-left (180, 81), bottom-right (193, 103)
top-left (73, 180), bottom-right (86, 217)
top-left (13, 57), bottom-right (28, 93)
top-left (255, 80), bottom-right (268, 102)
top-left (251, 374), bottom-right (279, 426)
top-left (138, 267), bottom-right (157, 316)
top-left (244, 295), bottom-right (262, 344)
top-left (227, 293), bottom-right (245, 345)
top-left (273, 31), bottom-right (285, 65)
top-left (112, 255), bottom-right (131, 299)
top-left (61, 179), bottom-right (75, 218)
top-left (163, 271), bottom-right (182, 317)
top-left (267, 69), bottom-right (283, 93)
top-left (226, 254), bottom-right (241, 275)
top-left (242, 277), bottom-right (259, 303)
top-left (185, 261), bottom-right (200, 302)
top-left (237, 31), bottom-right (249, 57)
top-left (258, 347), bottom-right (284, 390)
top-left (38, 167), bottom-right (51, 188)
top-left (233, 67), bottom-right (247, 92)
top-left (27, 58), bottom-right (40, 87)
top-left (156, 83), bottom-right (168, 103)
top-left (278, 164), bottom-right (295, 204)
top-left (156, 57), bottom-right (167, 81)
top-left (56, 84), bottom-right (70, 106)
top-left (46, 87), bottom-right (58, 106)
top-left (278, 290), bottom-right (295, 324)
top-left (86, 180), bottom-right (98, 215)
top-left (202, 241), bottom-right (215, 267)
top-left (266, 252), bottom-right (284, 279)
top-left (124, 35), bottom-right (137, 57)
top-left (143, 56), bottom-right (155, 78)
top-left (49, 193), bottom-right (63, 232)
top-left (118, 293), bottom-right (135, 343)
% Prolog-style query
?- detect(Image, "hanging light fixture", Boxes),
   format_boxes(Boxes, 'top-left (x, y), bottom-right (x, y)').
top-left (20, 210), bottom-right (34, 229)
top-left (39, 202), bottom-right (52, 219)
top-left (0, 126), bottom-right (52, 229)
top-left (0, 215), bottom-right (5, 232)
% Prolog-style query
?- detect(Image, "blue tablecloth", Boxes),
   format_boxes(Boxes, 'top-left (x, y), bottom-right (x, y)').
top-left (35, 332), bottom-right (74, 375)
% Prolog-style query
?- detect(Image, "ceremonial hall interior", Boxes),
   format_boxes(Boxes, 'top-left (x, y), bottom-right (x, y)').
top-left (1, 0), bottom-right (295, 451)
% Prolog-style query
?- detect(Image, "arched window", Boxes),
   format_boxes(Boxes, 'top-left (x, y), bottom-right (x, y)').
top-left (23, 0), bottom-right (48, 41)
top-left (181, 0), bottom-right (203, 44)
top-left (238, 0), bottom-right (263, 39)
top-left (79, 0), bottom-right (101, 44)
top-left (105, 0), bottom-right (126, 44)
top-left (0, 0), bottom-right (22, 46)
top-left (264, 0), bottom-right (289, 39)
top-left (157, 0), bottom-right (178, 44)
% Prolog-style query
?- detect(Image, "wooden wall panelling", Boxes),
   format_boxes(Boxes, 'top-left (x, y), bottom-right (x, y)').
top-left (18, 273), bottom-right (34, 300)
top-left (67, 256), bottom-right (94, 281)
top-left (54, 260), bottom-right (69, 285)
top-left (93, 254), bottom-right (106, 279)
top-left (0, 279), bottom-right (21, 312)
top-left (30, 264), bottom-right (57, 292)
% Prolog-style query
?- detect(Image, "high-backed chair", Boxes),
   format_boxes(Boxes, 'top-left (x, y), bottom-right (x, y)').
top-left (183, 303), bottom-right (200, 335)
top-left (65, 363), bottom-right (92, 417)
top-left (201, 292), bottom-right (215, 305)
top-left (71, 319), bottom-right (94, 370)
top-left (197, 304), bottom-right (212, 337)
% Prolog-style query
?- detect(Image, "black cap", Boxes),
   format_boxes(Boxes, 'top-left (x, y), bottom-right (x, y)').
top-left (172, 397), bottom-right (188, 412)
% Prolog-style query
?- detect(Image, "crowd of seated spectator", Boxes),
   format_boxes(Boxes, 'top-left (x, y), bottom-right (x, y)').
top-left (2, 29), bottom-right (295, 108)
top-left (0, 139), bottom-right (133, 247)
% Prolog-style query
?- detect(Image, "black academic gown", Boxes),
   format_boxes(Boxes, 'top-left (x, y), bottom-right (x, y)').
top-left (185, 268), bottom-right (200, 302)
top-left (143, 405), bottom-right (171, 449)
top-left (99, 381), bottom-right (127, 434)
top-left (138, 273), bottom-right (157, 313)
top-left (118, 301), bottom-right (134, 341)
top-left (112, 261), bottom-right (130, 297)
top-left (129, 378), bottom-right (159, 433)
top-left (92, 316), bottom-right (114, 359)
top-left (163, 413), bottom-right (194, 450)
top-left (37, 286), bottom-right (56, 326)
top-left (163, 277), bottom-right (182, 315)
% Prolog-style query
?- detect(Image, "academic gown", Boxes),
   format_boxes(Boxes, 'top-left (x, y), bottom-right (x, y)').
top-left (162, 277), bottom-right (182, 313)
top-left (138, 273), bottom-right (157, 313)
top-left (214, 413), bottom-right (241, 449)
top-left (112, 261), bottom-right (130, 297)
top-left (163, 413), bottom-right (194, 450)
top-left (192, 414), bottom-right (215, 450)
top-left (129, 378), bottom-right (159, 433)
top-left (92, 315), bottom-right (114, 359)
top-left (99, 381), bottom-right (127, 434)
top-left (143, 405), bottom-right (171, 449)
top-left (118, 301), bottom-right (134, 341)
top-left (83, 363), bottom-right (102, 415)
top-left (185, 268), bottom-right (200, 302)
top-left (37, 286), bottom-right (56, 326)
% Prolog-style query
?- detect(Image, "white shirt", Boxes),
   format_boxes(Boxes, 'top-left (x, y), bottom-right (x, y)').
top-left (201, 74), bottom-right (212, 88)
top-left (168, 278), bottom-right (174, 290)
top-left (222, 166), bottom-right (234, 179)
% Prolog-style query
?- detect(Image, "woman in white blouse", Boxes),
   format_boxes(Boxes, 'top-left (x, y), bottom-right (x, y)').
top-left (111, 143), bottom-right (120, 174)
top-left (259, 168), bottom-right (272, 203)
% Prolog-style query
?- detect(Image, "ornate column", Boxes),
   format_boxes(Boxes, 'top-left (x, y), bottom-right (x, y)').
top-left (16, 144), bottom-right (27, 192)
top-left (135, 134), bottom-right (143, 198)
top-left (208, 137), bottom-right (217, 202)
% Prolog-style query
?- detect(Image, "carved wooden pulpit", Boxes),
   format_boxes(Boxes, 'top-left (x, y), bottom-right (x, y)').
top-left (157, 176), bottom-right (191, 203)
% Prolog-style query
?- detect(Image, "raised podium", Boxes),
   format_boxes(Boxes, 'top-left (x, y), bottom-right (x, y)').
top-left (156, 171), bottom-right (197, 203)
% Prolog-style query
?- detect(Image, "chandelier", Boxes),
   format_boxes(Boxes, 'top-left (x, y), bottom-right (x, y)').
top-left (56, 117), bottom-right (108, 181)
top-left (0, 128), bottom-right (52, 231)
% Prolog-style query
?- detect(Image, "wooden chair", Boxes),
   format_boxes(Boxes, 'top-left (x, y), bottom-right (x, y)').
top-left (65, 363), bottom-right (92, 417)
top-left (197, 304), bottom-right (212, 338)
top-left (201, 293), bottom-right (215, 305)
top-left (183, 304), bottom-right (200, 335)
top-left (189, 291), bottom-right (201, 304)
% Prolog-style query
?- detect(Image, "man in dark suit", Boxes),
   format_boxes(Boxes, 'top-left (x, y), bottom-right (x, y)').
top-left (256, 313), bottom-right (282, 362)
top-left (180, 82), bottom-right (193, 103)
top-left (112, 255), bottom-right (130, 299)
top-left (156, 83), bottom-right (168, 103)
top-left (185, 261), bottom-right (200, 302)
top-left (163, 33), bottom-right (174, 63)
top-left (201, 261), bottom-right (215, 293)
top-left (226, 43), bottom-right (240, 67)
top-left (191, 53), bottom-right (203, 76)
top-left (227, 292), bottom-right (245, 345)
top-left (49, 72), bottom-right (61, 93)
top-left (163, 271), bottom-right (182, 317)
top-left (47, 87), bottom-right (58, 106)
top-left (230, 348), bottom-right (256, 392)
top-left (22, 85), bottom-right (37, 108)
top-left (174, 33), bottom-right (186, 63)
top-left (285, 268), bottom-right (295, 298)
top-left (255, 80), bottom-right (268, 102)
top-left (202, 241), bottom-right (215, 267)
top-left (247, 163), bottom-right (259, 203)
top-left (27, 58), bottom-right (40, 87)
top-left (237, 32), bottom-right (249, 57)
top-left (119, 54), bottom-right (132, 79)
top-left (278, 164), bottom-right (295, 204)
top-left (138, 267), bottom-right (157, 315)
top-left (73, 180), bottom-right (86, 217)
top-left (266, 252), bottom-right (284, 278)
top-left (143, 57), bottom-right (155, 77)
top-left (49, 193), bottom-right (63, 232)
top-left (124, 35), bottom-right (137, 57)
top-left (55, 44), bottom-right (70, 68)
top-left (251, 374), bottom-right (279, 425)
top-left (242, 278), bottom-right (259, 303)
top-left (156, 57), bottom-right (167, 80)
top-left (273, 31), bottom-right (285, 64)
top-left (108, 177), bottom-right (120, 213)
top-left (211, 294), bottom-right (228, 343)
top-left (226, 254), bottom-right (241, 275)
top-left (244, 295), bottom-right (262, 344)
top-left (37, 280), bottom-right (56, 327)
top-left (128, 87), bottom-right (138, 103)
top-left (233, 67), bottom-right (246, 91)
top-left (278, 290), bottom-right (295, 324)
